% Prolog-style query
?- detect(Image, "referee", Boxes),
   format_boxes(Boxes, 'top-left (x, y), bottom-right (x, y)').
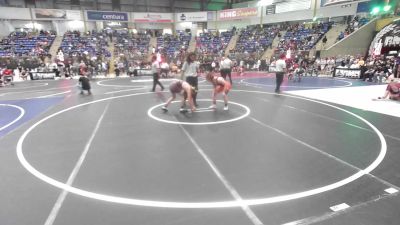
top-left (275, 54), bottom-right (287, 93)
top-left (181, 52), bottom-right (200, 106)
top-left (220, 56), bottom-right (233, 85)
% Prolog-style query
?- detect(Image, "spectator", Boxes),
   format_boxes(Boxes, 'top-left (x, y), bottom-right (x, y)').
top-left (322, 36), bottom-right (327, 45)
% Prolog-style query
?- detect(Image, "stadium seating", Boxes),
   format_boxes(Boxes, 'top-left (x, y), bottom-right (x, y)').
top-left (0, 31), bottom-right (55, 57)
top-left (235, 25), bottom-right (278, 55)
top-left (157, 32), bottom-right (191, 60)
top-left (114, 32), bottom-right (150, 60)
top-left (276, 22), bottom-right (332, 56)
top-left (59, 31), bottom-right (111, 58)
top-left (197, 30), bottom-right (233, 55)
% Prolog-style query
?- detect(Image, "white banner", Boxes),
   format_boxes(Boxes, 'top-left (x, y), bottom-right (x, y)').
top-left (33, 9), bottom-right (82, 20)
top-left (176, 12), bottom-right (208, 22)
top-left (66, 10), bottom-right (82, 20)
top-left (133, 13), bottom-right (173, 23)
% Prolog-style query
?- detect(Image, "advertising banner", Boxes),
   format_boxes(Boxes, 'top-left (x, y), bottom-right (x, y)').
top-left (334, 68), bottom-right (361, 78)
top-left (218, 7), bottom-right (258, 20)
top-left (176, 12), bottom-right (208, 22)
top-left (34, 9), bottom-right (67, 20)
top-left (33, 9), bottom-right (82, 20)
top-left (133, 13), bottom-right (173, 23)
top-left (66, 11), bottom-right (82, 20)
top-left (87, 11), bottom-right (128, 21)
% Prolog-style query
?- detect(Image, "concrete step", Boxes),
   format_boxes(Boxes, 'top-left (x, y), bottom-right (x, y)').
top-left (49, 36), bottom-right (64, 62)
top-left (224, 34), bottom-right (239, 56)
top-left (187, 35), bottom-right (196, 53)
top-left (262, 31), bottom-right (286, 60)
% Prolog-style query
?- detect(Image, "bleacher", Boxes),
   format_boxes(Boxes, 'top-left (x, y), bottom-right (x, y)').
top-left (59, 31), bottom-right (111, 58)
top-left (235, 26), bottom-right (277, 55)
top-left (197, 30), bottom-right (233, 55)
top-left (0, 31), bottom-right (55, 57)
top-left (114, 32), bottom-right (150, 60)
top-left (339, 16), bottom-right (370, 41)
top-left (157, 32), bottom-right (191, 60)
top-left (276, 22), bottom-right (331, 56)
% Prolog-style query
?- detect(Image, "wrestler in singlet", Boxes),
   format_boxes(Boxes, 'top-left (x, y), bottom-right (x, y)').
top-left (213, 76), bottom-right (231, 94)
top-left (169, 80), bottom-right (183, 94)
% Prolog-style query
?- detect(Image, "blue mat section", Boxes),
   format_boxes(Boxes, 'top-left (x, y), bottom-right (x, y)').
top-left (0, 97), bottom-right (64, 138)
top-left (240, 77), bottom-right (371, 91)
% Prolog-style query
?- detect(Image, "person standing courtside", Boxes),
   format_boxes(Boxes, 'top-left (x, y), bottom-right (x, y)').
top-left (151, 55), bottom-right (164, 92)
top-left (181, 52), bottom-right (200, 106)
top-left (220, 56), bottom-right (233, 85)
top-left (275, 54), bottom-right (287, 93)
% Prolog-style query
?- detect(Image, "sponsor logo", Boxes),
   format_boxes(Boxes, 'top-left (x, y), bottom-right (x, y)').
top-left (180, 14), bottom-right (186, 21)
top-left (87, 11), bottom-right (128, 21)
top-left (219, 8), bottom-right (257, 20)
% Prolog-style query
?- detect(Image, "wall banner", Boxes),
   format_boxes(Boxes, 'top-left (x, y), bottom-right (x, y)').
top-left (33, 9), bottom-right (81, 20)
top-left (87, 11), bottom-right (128, 21)
top-left (218, 7), bottom-right (258, 20)
top-left (176, 12), bottom-right (208, 22)
top-left (133, 13), bottom-right (173, 23)
top-left (33, 9), bottom-right (67, 20)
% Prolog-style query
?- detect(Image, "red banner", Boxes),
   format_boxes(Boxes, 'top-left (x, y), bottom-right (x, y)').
top-left (218, 8), bottom-right (258, 20)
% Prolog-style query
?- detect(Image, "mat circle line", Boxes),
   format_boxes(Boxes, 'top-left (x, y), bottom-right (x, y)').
top-left (147, 99), bottom-right (250, 125)
top-left (97, 79), bottom-right (147, 88)
top-left (239, 77), bottom-right (352, 89)
top-left (0, 104), bottom-right (25, 132)
top-left (16, 90), bottom-right (386, 208)
top-left (0, 82), bottom-right (49, 91)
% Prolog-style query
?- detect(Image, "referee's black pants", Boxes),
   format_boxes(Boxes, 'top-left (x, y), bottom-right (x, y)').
top-left (275, 72), bottom-right (284, 93)
top-left (221, 68), bottom-right (232, 84)
top-left (185, 76), bottom-right (198, 106)
top-left (152, 73), bottom-right (164, 91)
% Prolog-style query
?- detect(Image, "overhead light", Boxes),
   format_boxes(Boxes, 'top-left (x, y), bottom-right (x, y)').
top-left (371, 6), bottom-right (380, 15)
top-left (383, 5), bottom-right (391, 12)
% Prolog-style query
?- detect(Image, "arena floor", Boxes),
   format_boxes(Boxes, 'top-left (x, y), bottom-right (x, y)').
top-left (0, 73), bottom-right (399, 225)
